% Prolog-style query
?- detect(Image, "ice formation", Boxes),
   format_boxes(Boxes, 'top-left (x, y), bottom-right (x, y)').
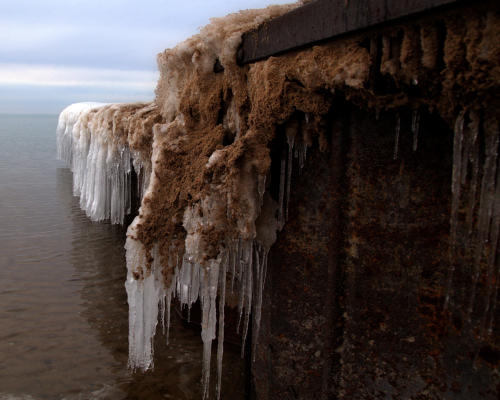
top-left (57, 102), bottom-right (162, 224)
top-left (445, 108), bottom-right (500, 335)
top-left (57, 1), bottom-right (499, 398)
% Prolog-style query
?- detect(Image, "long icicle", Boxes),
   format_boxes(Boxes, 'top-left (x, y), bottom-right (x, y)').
top-left (278, 148), bottom-right (286, 227)
top-left (466, 113), bottom-right (480, 236)
top-left (166, 289), bottom-right (172, 345)
top-left (200, 261), bottom-right (220, 400)
top-left (468, 114), bottom-right (498, 319)
top-left (480, 156), bottom-right (500, 336)
top-left (230, 239), bottom-right (237, 293)
top-left (241, 241), bottom-right (254, 358)
top-left (236, 239), bottom-right (246, 334)
top-left (160, 294), bottom-right (166, 335)
top-left (216, 253), bottom-right (227, 400)
top-left (285, 130), bottom-right (295, 221)
top-left (477, 114), bottom-right (500, 334)
top-left (252, 245), bottom-right (268, 362)
top-left (444, 110), bottom-right (465, 310)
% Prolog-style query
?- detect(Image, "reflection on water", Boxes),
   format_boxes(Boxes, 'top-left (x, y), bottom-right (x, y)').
top-left (0, 115), bottom-right (243, 399)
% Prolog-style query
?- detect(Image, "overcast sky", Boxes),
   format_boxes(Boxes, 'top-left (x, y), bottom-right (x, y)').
top-left (0, 0), bottom-right (292, 114)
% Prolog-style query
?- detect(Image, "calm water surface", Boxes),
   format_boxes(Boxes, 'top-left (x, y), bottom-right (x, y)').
top-left (0, 114), bottom-right (244, 400)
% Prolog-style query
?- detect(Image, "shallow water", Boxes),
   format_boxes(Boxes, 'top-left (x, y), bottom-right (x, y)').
top-left (0, 114), bottom-right (244, 400)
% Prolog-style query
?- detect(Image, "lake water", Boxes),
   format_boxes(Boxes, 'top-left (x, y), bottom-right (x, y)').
top-left (0, 114), bottom-right (244, 400)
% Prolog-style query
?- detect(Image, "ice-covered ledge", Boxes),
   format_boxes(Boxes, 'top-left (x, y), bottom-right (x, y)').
top-left (56, 102), bottom-right (160, 224)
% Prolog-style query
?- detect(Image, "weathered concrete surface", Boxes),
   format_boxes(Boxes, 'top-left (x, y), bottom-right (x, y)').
top-left (252, 109), bottom-right (343, 399)
top-left (341, 107), bottom-right (469, 399)
top-left (252, 102), bottom-right (498, 399)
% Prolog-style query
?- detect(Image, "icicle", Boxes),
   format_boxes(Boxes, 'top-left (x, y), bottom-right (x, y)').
top-left (251, 245), bottom-right (261, 361)
top-left (466, 113), bottom-right (480, 236)
top-left (125, 240), bottom-right (163, 371)
top-left (285, 132), bottom-right (295, 221)
top-left (393, 113), bottom-right (401, 160)
top-left (160, 294), bottom-right (166, 335)
top-left (262, 250), bottom-right (269, 297)
top-left (176, 256), bottom-right (190, 305)
top-left (132, 156), bottom-right (151, 203)
top-left (230, 239), bottom-right (238, 293)
top-left (134, 160), bottom-right (143, 198)
top-left (166, 289), bottom-right (172, 345)
top-left (236, 240), bottom-right (247, 334)
top-left (277, 148), bottom-right (286, 227)
top-left (257, 175), bottom-right (266, 198)
top-left (241, 241), bottom-right (254, 358)
top-left (200, 260), bottom-right (220, 400)
top-left (412, 109), bottom-right (420, 152)
top-left (216, 253), bottom-right (227, 400)
top-left (469, 114), bottom-right (499, 318)
top-left (444, 111), bottom-right (465, 310)
top-left (480, 151), bottom-right (500, 336)
top-left (190, 261), bottom-right (201, 306)
top-left (297, 141), bottom-right (307, 171)
top-left (460, 132), bottom-right (471, 189)
top-left (252, 244), bottom-right (268, 362)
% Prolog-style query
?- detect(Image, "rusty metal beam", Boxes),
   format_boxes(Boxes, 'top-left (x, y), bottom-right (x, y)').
top-left (238, 0), bottom-right (466, 64)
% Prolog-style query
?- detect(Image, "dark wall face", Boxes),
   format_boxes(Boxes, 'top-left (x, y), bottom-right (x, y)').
top-left (253, 102), bottom-right (499, 399)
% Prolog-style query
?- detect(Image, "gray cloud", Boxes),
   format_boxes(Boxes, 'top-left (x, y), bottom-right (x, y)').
top-left (0, 0), bottom-right (293, 113)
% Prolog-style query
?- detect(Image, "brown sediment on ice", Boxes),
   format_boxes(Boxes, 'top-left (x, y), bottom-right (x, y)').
top-left (91, 102), bottom-right (163, 159)
top-left (60, 101), bottom-right (163, 157)
top-left (129, 1), bottom-right (499, 281)
top-left (130, 3), bottom-right (306, 270)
